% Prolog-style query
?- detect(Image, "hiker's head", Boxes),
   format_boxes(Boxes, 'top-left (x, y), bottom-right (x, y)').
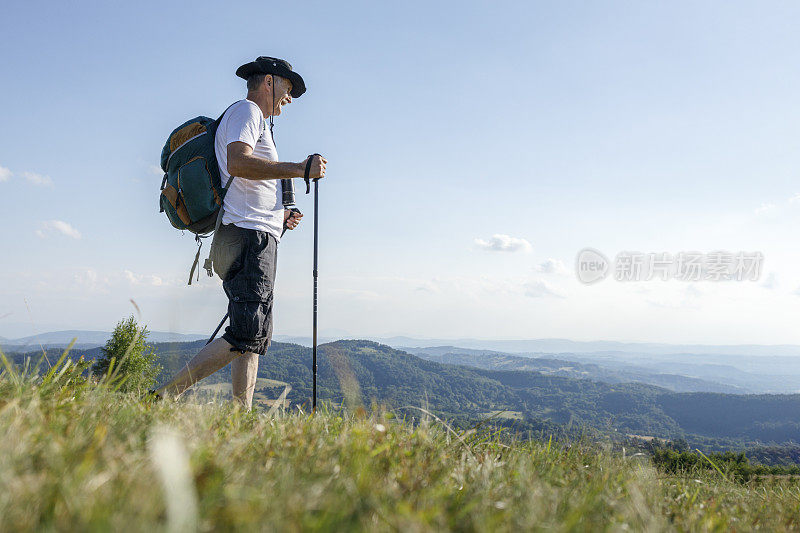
top-left (237, 57), bottom-right (306, 117)
top-left (246, 74), bottom-right (293, 116)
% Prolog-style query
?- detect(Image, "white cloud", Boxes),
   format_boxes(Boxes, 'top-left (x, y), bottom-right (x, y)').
top-left (685, 284), bottom-right (703, 298)
top-left (349, 274), bottom-right (522, 300)
top-left (327, 288), bottom-right (380, 301)
top-left (415, 280), bottom-right (442, 293)
top-left (423, 275), bottom-right (520, 297)
top-left (750, 194), bottom-right (800, 218)
top-left (36, 220), bottom-right (81, 239)
top-left (474, 234), bottom-right (532, 253)
top-left (73, 269), bottom-right (111, 293)
top-left (754, 202), bottom-right (777, 216)
top-left (646, 285), bottom-right (703, 309)
top-left (0, 166), bottom-right (11, 182)
top-left (150, 165), bottom-right (164, 176)
top-left (124, 269), bottom-right (166, 287)
top-left (523, 279), bottom-right (565, 298)
top-left (648, 296), bottom-right (679, 308)
top-left (761, 272), bottom-right (778, 290)
top-left (23, 171), bottom-right (53, 187)
top-left (534, 258), bottom-right (569, 275)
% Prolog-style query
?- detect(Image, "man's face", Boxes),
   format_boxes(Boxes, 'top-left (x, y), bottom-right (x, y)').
top-left (269, 75), bottom-right (293, 116)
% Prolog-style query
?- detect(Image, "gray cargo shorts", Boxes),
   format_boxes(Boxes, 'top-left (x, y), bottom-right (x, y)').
top-left (211, 223), bottom-right (277, 355)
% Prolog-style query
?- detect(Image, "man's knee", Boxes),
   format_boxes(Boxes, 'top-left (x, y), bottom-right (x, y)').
top-left (234, 351), bottom-right (259, 365)
top-left (222, 300), bottom-right (273, 355)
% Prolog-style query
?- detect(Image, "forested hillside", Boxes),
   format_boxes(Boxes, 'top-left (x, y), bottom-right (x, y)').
top-left (7, 339), bottom-right (800, 447)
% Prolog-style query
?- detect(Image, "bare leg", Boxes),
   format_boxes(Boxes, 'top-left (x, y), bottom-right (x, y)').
top-left (231, 352), bottom-right (259, 409)
top-left (156, 338), bottom-right (238, 397)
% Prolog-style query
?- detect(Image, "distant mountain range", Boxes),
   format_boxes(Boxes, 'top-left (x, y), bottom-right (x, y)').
top-left (408, 348), bottom-right (748, 394)
top-left (0, 330), bottom-right (207, 351)
top-left (273, 335), bottom-right (800, 357)
top-left (404, 346), bottom-right (800, 395)
top-left (7, 330), bottom-right (800, 357)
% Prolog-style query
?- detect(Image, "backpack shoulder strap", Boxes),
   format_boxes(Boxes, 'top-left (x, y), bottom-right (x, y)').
top-left (213, 101), bottom-right (241, 128)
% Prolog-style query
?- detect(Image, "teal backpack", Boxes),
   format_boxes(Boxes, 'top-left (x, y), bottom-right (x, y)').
top-left (159, 110), bottom-right (230, 234)
top-left (159, 107), bottom-right (233, 284)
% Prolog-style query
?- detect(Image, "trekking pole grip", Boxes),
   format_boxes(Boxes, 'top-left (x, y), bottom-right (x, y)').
top-left (303, 153), bottom-right (322, 194)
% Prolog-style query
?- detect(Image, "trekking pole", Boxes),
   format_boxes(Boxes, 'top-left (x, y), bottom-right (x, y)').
top-left (312, 173), bottom-right (319, 412)
top-left (207, 312), bottom-right (228, 345)
top-left (303, 154), bottom-right (322, 413)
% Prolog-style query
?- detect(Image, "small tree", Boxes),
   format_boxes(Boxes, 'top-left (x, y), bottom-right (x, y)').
top-left (92, 316), bottom-right (161, 391)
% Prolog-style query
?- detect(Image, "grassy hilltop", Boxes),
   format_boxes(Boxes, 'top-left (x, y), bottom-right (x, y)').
top-left (2, 353), bottom-right (800, 531)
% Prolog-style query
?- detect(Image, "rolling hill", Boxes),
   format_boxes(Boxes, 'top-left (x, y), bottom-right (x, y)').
top-left (6, 339), bottom-right (800, 447)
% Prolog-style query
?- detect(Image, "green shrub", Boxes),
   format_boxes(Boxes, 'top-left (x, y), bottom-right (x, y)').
top-left (91, 316), bottom-right (161, 391)
top-left (651, 447), bottom-right (799, 482)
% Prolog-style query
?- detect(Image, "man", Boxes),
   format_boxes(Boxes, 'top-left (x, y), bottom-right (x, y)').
top-left (155, 57), bottom-right (327, 409)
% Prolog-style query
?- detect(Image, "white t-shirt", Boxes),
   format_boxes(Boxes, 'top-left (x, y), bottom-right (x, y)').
top-left (215, 99), bottom-right (283, 240)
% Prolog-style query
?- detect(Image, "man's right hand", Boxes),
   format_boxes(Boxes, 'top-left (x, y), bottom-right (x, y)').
top-left (301, 154), bottom-right (327, 180)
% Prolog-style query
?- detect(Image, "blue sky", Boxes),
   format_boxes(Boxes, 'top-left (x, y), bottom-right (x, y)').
top-left (2, 1), bottom-right (800, 343)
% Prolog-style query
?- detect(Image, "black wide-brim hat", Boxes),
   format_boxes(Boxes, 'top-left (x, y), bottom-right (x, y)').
top-left (236, 56), bottom-right (306, 98)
